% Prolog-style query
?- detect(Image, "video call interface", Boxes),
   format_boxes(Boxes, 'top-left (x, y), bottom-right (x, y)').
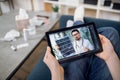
top-left (49, 26), bottom-right (95, 60)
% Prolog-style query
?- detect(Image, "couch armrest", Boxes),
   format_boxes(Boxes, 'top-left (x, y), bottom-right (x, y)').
top-left (84, 17), bottom-right (120, 35)
top-left (27, 53), bottom-right (51, 80)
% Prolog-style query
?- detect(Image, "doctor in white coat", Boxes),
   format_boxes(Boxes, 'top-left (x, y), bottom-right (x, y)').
top-left (71, 29), bottom-right (94, 54)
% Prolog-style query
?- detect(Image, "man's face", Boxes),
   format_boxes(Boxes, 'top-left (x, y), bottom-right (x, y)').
top-left (72, 31), bottom-right (81, 40)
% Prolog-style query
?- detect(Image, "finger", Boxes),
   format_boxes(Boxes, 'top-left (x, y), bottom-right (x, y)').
top-left (46, 46), bottom-right (51, 54)
top-left (99, 34), bottom-right (110, 41)
top-left (99, 34), bottom-right (105, 40)
top-left (98, 34), bottom-right (104, 44)
top-left (45, 46), bottom-right (52, 58)
top-left (44, 46), bottom-right (51, 62)
top-left (98, 34), bottom-right (103, 37)
top-left (98, 34), bottom-right (109, 44)
top-left (95, 52), bottom-right (100, 56)
top-left (44, 46), bottom-right (55, 60)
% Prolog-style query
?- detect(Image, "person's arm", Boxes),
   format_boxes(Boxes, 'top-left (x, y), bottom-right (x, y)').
top-left (96, 34), bottom-right (120, 80)
top-left (105, 51), bottom-right (120, 80)
top-left (87, 39), bottom-right (94, 50)
top-left (43, 35), bottom-right (120, 80)
top-left (43, 47), bottom-right (64, 80)
top-left (83, 39), bottom-right (94, 51)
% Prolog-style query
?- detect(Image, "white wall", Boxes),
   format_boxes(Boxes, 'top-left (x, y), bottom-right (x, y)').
top-left (33, 0), bottom-right (44, 11)
top-left (0, 0), bottom-right (44, 13)
top-left (13, 0), bottom-right (32, 10)
top-left (0, 1), bottom-right (10, 13)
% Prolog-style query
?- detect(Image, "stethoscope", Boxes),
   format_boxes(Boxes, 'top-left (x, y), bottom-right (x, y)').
top-left (75, 38), bottom-right (84, 50)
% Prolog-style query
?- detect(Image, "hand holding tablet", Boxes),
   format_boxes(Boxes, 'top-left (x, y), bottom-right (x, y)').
top-left (46, 22), bottom-right (103, 63)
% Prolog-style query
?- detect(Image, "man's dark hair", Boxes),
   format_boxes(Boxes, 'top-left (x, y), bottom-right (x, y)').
top-left (71, 29), bottom-right (80, 36)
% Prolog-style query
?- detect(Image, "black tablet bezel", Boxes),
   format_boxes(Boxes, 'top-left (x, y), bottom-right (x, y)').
top-left (46, 22), bottom-right (103, 63)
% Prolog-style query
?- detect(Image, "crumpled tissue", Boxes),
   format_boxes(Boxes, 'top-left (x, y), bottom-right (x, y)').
top-left (0, 29), bottom-right (20, 41)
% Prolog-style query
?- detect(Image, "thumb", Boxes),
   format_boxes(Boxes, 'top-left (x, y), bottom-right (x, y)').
top-left (46, 46), bottom-right (51, 53)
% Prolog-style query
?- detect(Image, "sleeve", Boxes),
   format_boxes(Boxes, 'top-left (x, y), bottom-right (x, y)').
top-left (84, 39), bottom-right (94, 50)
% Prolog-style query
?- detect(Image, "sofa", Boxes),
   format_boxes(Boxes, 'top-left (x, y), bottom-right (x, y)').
top-left (27, 15), bottom-right (120, 80)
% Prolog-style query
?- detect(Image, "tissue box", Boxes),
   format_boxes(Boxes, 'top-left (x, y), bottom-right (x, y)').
top-left (16, 19), bottom-right (29, 31)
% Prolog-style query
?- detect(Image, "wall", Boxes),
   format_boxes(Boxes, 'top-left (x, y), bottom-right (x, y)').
top-left (33, 0), bottom-right (44, 11)
top-left (0, 1), bottom-right (10, 13)
top-left (0, 0), bottom-right (44, 13)
top-left (13, 0), bottom-right (32, 10)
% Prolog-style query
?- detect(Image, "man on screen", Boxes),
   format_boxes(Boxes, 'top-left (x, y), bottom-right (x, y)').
top-left (71, 29), bottom-right (94, 54)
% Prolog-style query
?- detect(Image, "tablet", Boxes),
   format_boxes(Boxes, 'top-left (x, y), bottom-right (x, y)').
top-left (46, 22), bottom-right (103, 63)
